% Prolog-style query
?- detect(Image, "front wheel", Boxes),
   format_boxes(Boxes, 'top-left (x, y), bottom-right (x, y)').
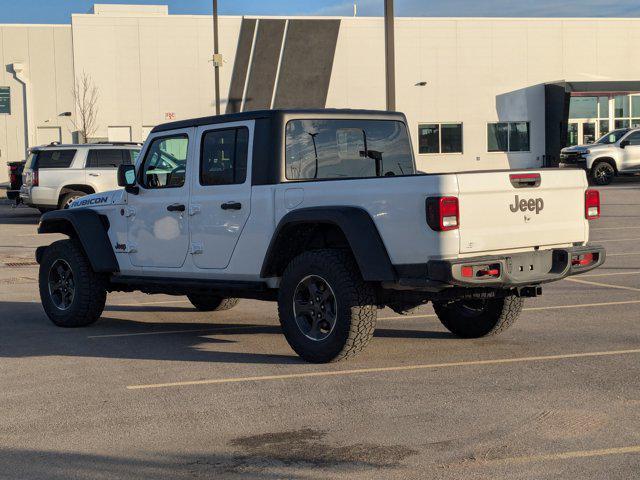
top-left (433, 294), bottom-right (523, 338)
top-left (590, 162), bottom-right (615, 186)
top-left (39, 239), bottom-right (106, 327)
top-left (278, 249), bottom-right (377, 363)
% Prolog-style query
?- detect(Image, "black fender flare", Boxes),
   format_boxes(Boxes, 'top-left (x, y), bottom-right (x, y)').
top-left (261, 206), bottom-right (396, 282)
top-left (37, 209), bottom-right (119, 273)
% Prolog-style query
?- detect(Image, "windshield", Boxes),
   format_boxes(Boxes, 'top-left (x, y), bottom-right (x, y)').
top-left (596, 129), bottom-right (629, 144)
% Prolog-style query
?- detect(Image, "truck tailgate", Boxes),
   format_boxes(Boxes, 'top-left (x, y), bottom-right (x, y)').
top-left (456, 170), bottom-right (588, 254)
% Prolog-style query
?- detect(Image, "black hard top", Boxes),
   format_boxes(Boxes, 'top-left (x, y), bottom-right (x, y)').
top-left (151, 109), bottom-right (405, 133)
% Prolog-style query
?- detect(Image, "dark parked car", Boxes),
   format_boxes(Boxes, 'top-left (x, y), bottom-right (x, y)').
top-left (7, 160), bottom-right (25, 204)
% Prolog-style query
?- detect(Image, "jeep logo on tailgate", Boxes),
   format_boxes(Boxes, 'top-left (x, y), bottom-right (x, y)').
top-left (509, 195), bottom-right (544, 214)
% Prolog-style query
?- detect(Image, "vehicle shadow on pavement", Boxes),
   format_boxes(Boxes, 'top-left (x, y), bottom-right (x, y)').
top-left (0, 301), bottom-right (453, 364)
top-left (0, 207), bottom-right (40, 225)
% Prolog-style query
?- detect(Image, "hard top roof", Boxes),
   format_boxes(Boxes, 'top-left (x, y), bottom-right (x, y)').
top-left (151, 109), bottom-right (406, 133)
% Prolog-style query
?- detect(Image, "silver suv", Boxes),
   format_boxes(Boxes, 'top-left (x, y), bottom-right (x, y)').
top-left (560, 128), bottom-right (640, 185)
top-left (20, 142), bottom-right (141, 212)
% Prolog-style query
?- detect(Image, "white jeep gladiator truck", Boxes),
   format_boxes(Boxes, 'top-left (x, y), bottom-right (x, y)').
top-left (36, 109), bottom-right (605, 363)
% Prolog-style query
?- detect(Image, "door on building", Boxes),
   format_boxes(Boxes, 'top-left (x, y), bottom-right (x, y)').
top-left (189, 121), bottom-right (253, 269)
top-left (126, 129), bottom-right (193, 268)
top-left (107, 126), bottom-right (132, 142)
top-left (36, 127), bottom-right (61, 145)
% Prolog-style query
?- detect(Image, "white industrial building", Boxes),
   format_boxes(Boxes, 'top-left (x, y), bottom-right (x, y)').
top-left (2, 3), bottom-right (640, 182)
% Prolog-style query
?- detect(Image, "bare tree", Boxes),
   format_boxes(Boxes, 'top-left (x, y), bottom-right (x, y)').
top-left (71, 72), bottom-right (99, 143)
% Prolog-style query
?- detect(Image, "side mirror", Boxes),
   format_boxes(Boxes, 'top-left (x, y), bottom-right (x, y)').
top-left (117, 164), bottom-right (139, 194)
top-left (620, 140), bottom-right (630, 149)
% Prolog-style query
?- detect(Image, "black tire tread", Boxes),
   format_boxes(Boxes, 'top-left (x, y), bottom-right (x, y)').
top-left (278, 249), bottom-right (377, 362)
top-left (187, 294), bottom-right (239, 312)
top-left (39, 238), bottom-right (106, 327)
top-left (434, 294), bottom-right (523, 338)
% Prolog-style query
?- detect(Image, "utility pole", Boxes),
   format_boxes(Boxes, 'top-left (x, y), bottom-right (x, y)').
top-left (213, 0), bottom-right (221, 115)
top-left (384, 0), bottom-right (395, 111)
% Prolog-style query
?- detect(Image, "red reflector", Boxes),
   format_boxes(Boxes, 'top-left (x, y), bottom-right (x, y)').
top-left (572, 252), bottom-right (595, 266)
top-left (585, 189), bottom-right (600, 220)
top-left (426, 196), bottom-right (459, 232)
top-left (461, 266), bottom-right (473, 277)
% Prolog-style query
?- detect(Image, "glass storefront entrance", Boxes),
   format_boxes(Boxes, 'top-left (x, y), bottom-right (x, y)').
top-left (568, 94), bottom-right (640, 146)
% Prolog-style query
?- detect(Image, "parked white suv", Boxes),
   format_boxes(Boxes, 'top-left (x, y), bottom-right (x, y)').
top-left (20, 142), bottom-right (141, 212)
top-left (35, 109), bottom-right (605, 363)
top-left (560, 128), bottom-right (640, 185)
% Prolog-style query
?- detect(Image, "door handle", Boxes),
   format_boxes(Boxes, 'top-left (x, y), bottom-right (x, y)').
top-left (221, 201), bottom-right (242, 210)
top-left (167, 203), bottom-right (186, 212)
top-left (89, 173), bottom-right (101, 177)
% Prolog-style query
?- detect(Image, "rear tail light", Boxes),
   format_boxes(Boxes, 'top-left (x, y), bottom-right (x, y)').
top-left (585, 189), bottom-right (600, 220)
top-left (426, 196), bottom-right (459, 231)
top-left (572, 252), bottom-right (598, 267)
top-left (32, 170), bottom-right (39, 187)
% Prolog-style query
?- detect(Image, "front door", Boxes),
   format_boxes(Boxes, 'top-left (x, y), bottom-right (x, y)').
top-left (621, 130), bottom-right (640, 171)
top-left (189, 121), bottom-right (253, 269)
top-left (127, 129), bottom-right (194, 268)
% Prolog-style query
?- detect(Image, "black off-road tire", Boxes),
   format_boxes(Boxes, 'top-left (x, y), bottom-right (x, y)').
top-left (187, 295), bottom-right (239, 312)
top-left (433, 294), bottom-right (523, 338)
top-left (59, 190), bottom-right (87, 210)
top-left (590, 162), bottom-right (615, 186)
top-left (278, 249), bottom-right (377, 363)
top-left (39, 239), bottom-right (106, 327)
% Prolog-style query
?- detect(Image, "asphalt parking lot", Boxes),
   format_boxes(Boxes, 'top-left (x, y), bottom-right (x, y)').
top-left (1, 180), bottom-right (639, 480)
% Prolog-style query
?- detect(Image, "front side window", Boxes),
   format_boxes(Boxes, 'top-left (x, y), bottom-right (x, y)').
top-left (140, 135), bottom-right (189, 189)
top-left (285, 119), bottom-right (414, 180)
top-left (418, 123), bottom-right (463, 154)
top-left (200, 127), bottom-right (249, 186)
top-left (488, 122), bottom-right (529, 152)
top-left (35, 149), bottom-right (76, 169)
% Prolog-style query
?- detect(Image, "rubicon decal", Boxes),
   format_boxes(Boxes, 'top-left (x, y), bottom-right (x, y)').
top-left (509, 195), bottom-right (544, 214)
top-left (71, 196), bottom-right (109, 208)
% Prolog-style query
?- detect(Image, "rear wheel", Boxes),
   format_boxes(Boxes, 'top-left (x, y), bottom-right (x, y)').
top-left (59, 190), bottom-right (87, 210)
top-left (433, 294), bottom-right (523, 338)
top-left (590, 162), bottom-right (615, 186)
top-left (187, 295), bottom-right (239, 312)
top-left (278, 249), bottom-right (377, 363)
top-left (39, 239), bottom-right (106, 327)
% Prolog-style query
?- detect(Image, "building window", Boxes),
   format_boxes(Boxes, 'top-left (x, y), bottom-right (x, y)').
top-left (418, 123), bottom-right (463, 154)
top-left (487, 122), bottom-right (530, 152)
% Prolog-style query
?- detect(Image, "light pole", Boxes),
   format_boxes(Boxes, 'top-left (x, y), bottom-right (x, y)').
top-left (384, 0), bottom-right (395, 111)
top-left (213, 0), bottom-right (221, 115)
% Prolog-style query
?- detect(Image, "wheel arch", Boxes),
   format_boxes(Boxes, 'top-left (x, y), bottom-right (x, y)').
top-left (37, 209), bottom-right (119, 273)
top-left (260, 206), bottom-right (396, 282)
top-left (58, 185), bottom-right (96, 204)
top-left (591, 157), bottom-right (618, 173)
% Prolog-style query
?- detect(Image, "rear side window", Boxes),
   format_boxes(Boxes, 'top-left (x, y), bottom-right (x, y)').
top-left (285, 120), bottom-right (414, 180)
top-left (34, 150), bottom-right (76, 169)
top-left (200, 127), bottom-right (249, 185)
top-left (86, 149), bottom-right (131, 168)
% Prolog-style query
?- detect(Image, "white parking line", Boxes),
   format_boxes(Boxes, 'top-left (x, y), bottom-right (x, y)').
top-left (579, 270), bottom-right (640, 278)
top-left (126, 348), bottom-right (640, 390)
top-left (591, 226), bottom-right (640, 231)
top-left (480, 445), bottom-right (640, 466)
top-left (565, 277), bottom-right (640, 292)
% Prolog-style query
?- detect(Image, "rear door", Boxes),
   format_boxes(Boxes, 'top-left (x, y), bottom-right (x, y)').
top-left (189, 121), bottom-right (253, 269)
top-left (457, 170), bottom-right (588, 254)
top-left (85, 148), bottom-right (137, 191)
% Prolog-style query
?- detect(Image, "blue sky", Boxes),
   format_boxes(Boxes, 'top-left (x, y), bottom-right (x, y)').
top-left (1, 0), bottom-right (640, 23)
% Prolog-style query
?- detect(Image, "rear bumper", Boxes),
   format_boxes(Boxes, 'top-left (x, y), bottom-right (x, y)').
top-left (391, 245), bottom-right (606, 291)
